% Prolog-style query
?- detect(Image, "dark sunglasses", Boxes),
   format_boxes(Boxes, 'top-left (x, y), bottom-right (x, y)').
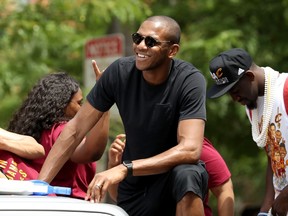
top-left (131, 32), bottom-right (172, 48)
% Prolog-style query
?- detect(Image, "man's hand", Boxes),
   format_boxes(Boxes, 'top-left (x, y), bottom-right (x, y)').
top-left (85, 134), bottom-right (126, 203)
top-left (85, 165), bottom-right (127, 203)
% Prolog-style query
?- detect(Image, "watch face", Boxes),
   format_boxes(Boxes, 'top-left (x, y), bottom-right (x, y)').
top-left (123, 160), bottom-right (132, 167)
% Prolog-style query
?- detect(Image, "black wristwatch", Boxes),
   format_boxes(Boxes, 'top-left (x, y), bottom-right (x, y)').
top-left (122, 160), bottom-right (133, 177)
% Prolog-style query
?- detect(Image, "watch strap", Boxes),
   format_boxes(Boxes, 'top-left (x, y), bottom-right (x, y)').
top-left (122, 160), bottom-right (133, 177)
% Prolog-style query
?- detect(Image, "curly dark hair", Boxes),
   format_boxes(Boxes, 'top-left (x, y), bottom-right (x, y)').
top-left (7, 72), bottom-right (80, 142)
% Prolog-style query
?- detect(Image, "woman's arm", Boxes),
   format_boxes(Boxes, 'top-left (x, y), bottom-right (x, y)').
top-left (70, 59), bottom-right (110, 163)
top-left (0, 128), bottom-right (44, 159)
top-left (70, 111), bottom-right (110, 163)
top-left (210, 178), bottom-right (234, 216)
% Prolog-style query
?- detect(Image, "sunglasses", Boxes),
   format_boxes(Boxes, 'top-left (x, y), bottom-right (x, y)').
top-left (131, 33), bottom-right (172, 48)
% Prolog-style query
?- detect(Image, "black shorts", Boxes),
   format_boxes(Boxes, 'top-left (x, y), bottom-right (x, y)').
top-left (117, 161), bottom-right (208, 216)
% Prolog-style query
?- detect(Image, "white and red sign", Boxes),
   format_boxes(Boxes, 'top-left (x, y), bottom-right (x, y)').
top-left (84, 33), bottom-right (125, 88)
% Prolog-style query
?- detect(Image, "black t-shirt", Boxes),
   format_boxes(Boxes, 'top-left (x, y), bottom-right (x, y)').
top-left (87, 55), bottom-right (206, 189)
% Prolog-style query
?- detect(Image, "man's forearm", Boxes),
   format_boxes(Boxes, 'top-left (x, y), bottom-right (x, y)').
top-left (260, 159), bottom-right (274, 212)
top-left (38, 122), bottom-right (82, 182)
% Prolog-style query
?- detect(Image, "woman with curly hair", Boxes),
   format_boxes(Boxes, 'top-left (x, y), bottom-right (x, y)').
top-left (8, 72), bottom-right (82, 142)
top-left (6, 71), bottom-right (109, 199)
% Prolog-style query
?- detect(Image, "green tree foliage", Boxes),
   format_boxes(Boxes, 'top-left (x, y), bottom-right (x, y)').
top-left (1, 0), bottom-right (288, 214)
top-left (0, 0), bottom-right (151, 127)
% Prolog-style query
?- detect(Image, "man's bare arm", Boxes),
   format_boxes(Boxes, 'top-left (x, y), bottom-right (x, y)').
top-left (38, 101), bottom-right (103, 183)
top-left (132, 119), bottom-right (205, 175)
top-left (86, 118), bottom-right (205, 202)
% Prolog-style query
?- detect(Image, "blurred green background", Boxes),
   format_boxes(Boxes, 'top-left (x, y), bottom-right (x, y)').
top-left (1, 0), bottom-right (288, 215)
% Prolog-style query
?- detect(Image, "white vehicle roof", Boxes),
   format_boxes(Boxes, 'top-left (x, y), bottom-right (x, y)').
top-left (0, 195), bottom-right (128, 216)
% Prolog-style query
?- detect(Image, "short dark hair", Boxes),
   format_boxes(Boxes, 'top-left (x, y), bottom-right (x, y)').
top-left (146, 15), bottom-right (181, 44)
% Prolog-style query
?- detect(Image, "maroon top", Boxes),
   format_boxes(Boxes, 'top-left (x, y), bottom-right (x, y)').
top-left (31, 122), bottom-right (96, 199)
top-left (201, 137), bottom-right (231, 216)
top-left (0, 150), bottom-right (39, 180)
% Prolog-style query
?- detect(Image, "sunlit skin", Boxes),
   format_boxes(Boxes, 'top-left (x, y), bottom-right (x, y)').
top-left (0, 127), bottom-right (44, 160)
top-left (133, 20), bottom-right (179, 85)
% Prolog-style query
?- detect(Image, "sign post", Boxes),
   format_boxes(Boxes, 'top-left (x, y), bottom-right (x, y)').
top-left (83, 34), bottom-right (125, 176)
top-left (84, 33), bottom-right (125, 88)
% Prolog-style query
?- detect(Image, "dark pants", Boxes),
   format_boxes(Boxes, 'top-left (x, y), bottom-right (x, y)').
top-left (118, 162), bottom-right (208, 216)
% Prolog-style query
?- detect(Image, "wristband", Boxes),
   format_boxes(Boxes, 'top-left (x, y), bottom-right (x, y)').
top-left (122, 160), bottom-right (133, 177)
top-left (257, 213), bottom-right (269, 216)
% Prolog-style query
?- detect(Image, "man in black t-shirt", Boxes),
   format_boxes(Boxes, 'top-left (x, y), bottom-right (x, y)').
top-left (39, 15), bottom-right (208, 216)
